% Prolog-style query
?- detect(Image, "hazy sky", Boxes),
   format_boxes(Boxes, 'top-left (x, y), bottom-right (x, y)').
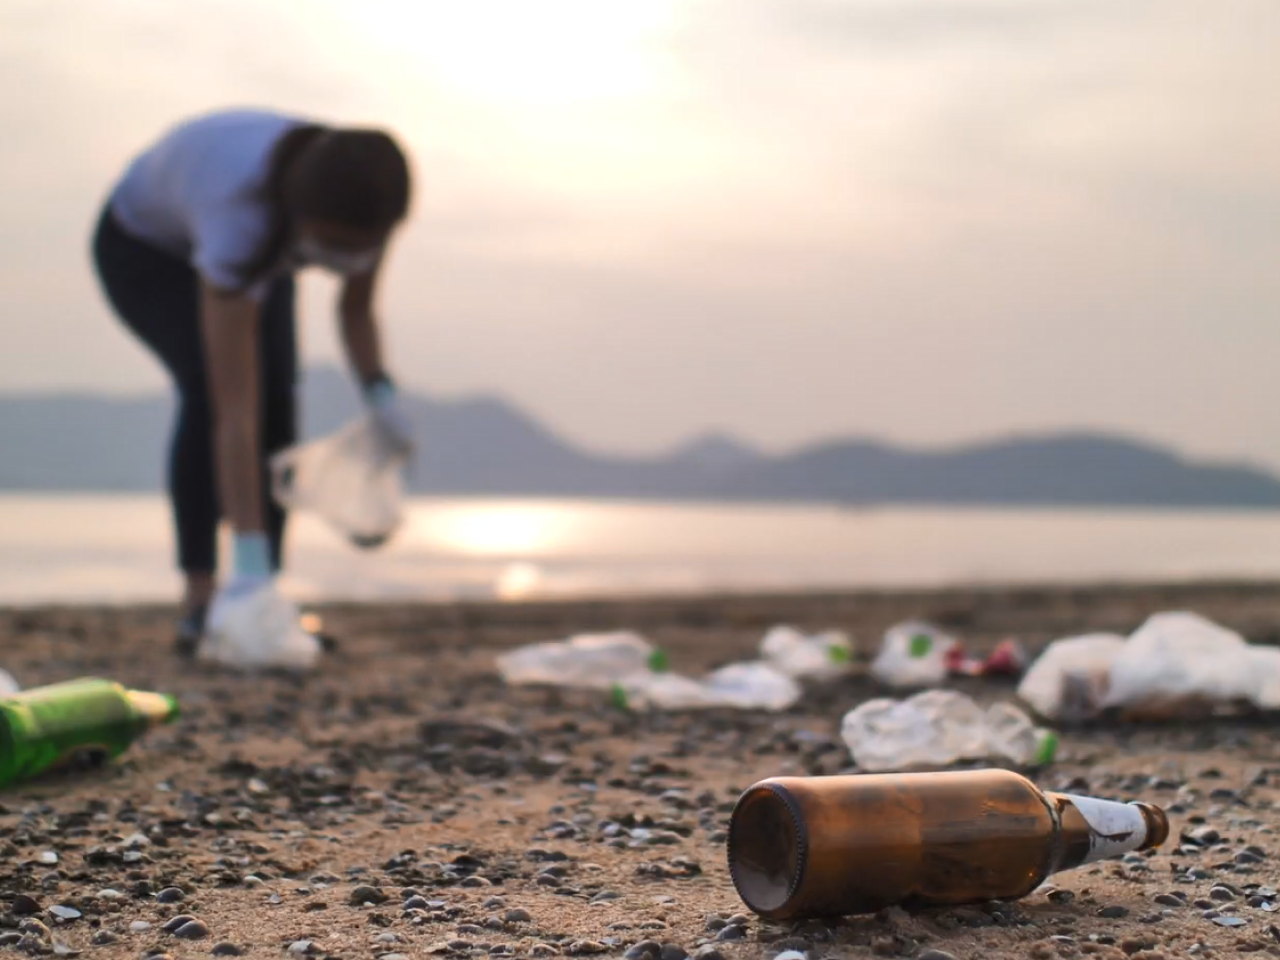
top-left (2, 0), bottom-right (1278, 465)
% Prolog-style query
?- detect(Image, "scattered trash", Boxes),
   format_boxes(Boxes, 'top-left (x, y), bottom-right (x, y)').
top-left (496, 632), bottom-right (668, 691)
top-left (0, 678), bottom-right (180, 789)
top-left (947, 637), bottom-right (1030, 678)
top-left (840, 689), bottom-right (1057, 772)
top-left (270, 413), bottom-right (410, 550)
top-left (870, 620), bottom-right (959, 688)
top-left (1105, 611), bottom-right (1280, 720)
top-left (759, 625), bottom-right (852, 680)
top-left (1018, 611), bottom-right (1280, 722)
top-left (0, 669), bottom-right (18, 696)
top-left (619, 661), bottom-right (801, 712)
top-left (727, 769), bottom-right (1168, 919)
top-left (1017, 632), bottom-right (1127, 722)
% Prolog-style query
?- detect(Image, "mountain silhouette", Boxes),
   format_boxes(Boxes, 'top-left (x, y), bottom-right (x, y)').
top-left (2, 365), bottom-right (1279, 508)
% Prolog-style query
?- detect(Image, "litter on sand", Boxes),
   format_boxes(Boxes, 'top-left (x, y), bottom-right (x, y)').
top-left (1018, 610), bottom-right (1280, 722)
top-left (841, 689), bottom-right (1057, 772)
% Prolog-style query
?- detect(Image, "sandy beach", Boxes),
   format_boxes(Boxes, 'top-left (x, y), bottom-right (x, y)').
top-left (4, 581), bottom-right (1280, 959)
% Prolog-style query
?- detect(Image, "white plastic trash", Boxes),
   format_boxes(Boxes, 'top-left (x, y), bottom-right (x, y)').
top-left (619, 660), bottom-right (801, 712)
top-left (870, 620), bottom-right (959, 689)
top-left (270, 413), bottom-right (409, 550)
top-left (1103, 611), bottom-right (1280, 719)
top-left (0, 669), bottom-right (18, 696)
top-left (1016, 633), bottom-right (1127, 722)
top-left (760, 625), bottom-right (852, 680)
top-left (496, 631), bottom-right (665, 690)
top-left (840, 690), bottom-right (1057, 773)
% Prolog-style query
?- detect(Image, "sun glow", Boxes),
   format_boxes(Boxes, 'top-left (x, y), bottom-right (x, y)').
top-left (331, 0), bottom-right (681, 107)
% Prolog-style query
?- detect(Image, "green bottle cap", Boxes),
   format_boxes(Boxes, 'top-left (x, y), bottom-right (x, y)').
top-left (647, 649), bottom-right (669, 673)
top-left (827, 644), bottom-right (851, 664)
top-left (1032, 730), bottom-right (1059, 766)
top-left (908, 633), bottom-right (933, 658)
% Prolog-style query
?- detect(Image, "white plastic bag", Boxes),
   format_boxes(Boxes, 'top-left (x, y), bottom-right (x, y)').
top-left (496, 631), bottom-right (664, 690)
top-left (1016, 633), bottom-right (1127, 722)
top-left (619, 660), bottom-right (801, 712)
top-left (870, 620), bottom-right (959, 688)
top-left (840, 690), bottom-right (1056, 773)
top-left (760, 625), bottom-right (852, 680)
top-left (270, 414), bottom-right (409, 549)
top-left (0, 669), bottom-right (19, 696)
top-left (1103, 611), bottom-right (1280, 718)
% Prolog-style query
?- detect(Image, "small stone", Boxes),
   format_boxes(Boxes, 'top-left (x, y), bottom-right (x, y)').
top-left (1211, 887), bottom-right (1237, 902)
top-left (1098, 905), bottom-right (1130, 919)
top-left (715, 926), bottom-right (746, 942)
top-left (624, 942), bottom-right (662, 960)
top-left (1155, 894), bottom-right (1185, 907)
top-left (1048, 890), bottom-right (1076, 905)
top-left (504, 909), bottom-right (532, 923)
top-left (96, 889), bottom-right (123, 901)
top-left (90, 932), bottom-right (118, 946)
top-left (38, 852), bottom-right (58, 865)
top-left (288, 941), bottom-right (316, 955)
top-left (693, 950), bottom-right (726, 960)
top-left (403, 896), bottom-right (431, 910)
top-left (1189, 828), bottom-right (1221, 846)
top-left (211, 945), bottom-right (244, 957)
top-left (460, 876), bottom-right (492, 888)
top-left (773, 953), bottom-right (808, 960)
top-left (129, 921), bottom-right (152, 932)
top-left (13, 895), bottom-right (43, 916)
top-left (659, 946), bottom-right (689, 960)
top-left (870, 936), bottom-right (897, 957)
top-left (350, 884), bottom-right (388, 906)
top-left (155, 887), bottom-right (186, 905)
top-left (48, 906), bottom-right (82, 922)
top-left (174, 920), bottom-right (210, 941)
top-left (1212, 916), bottom-right (1247, 927)
top-left (918, 952), bottom-right (959, 960)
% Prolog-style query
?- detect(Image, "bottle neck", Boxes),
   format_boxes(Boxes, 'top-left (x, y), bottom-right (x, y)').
top-left (1047, 792), bottom-right (1169, 874)
top-left (125, 690), bottom-right (180, 729)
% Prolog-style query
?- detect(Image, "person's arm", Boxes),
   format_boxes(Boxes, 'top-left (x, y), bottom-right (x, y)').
top-left (337, 258), bottom-right (388, 388)
top-left (199, 281), bottom-right (265, 537)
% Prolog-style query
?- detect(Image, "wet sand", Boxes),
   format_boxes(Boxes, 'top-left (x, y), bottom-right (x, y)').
top-left (3, 581), bottom-right (1280, 959)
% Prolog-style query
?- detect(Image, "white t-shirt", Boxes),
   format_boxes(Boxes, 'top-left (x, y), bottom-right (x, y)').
top-left (109, 108), bottom-right (311, 299)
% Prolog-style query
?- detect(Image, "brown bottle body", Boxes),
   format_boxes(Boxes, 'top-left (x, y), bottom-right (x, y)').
top-left (727, 769), bottom-right (1167, 920)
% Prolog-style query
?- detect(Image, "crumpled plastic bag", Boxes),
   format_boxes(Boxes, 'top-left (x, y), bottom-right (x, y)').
top-left (0, 669), bottom-right (19, 696)
top-left (1017, 633), bottom-right (1127, 722)
top-left (759, 625), bottom-right (852, 680)
top-left (1103, 611), bottom-right (1280, 719)
top-left (870, 620), bottom-right (960, 688)
top-left (270, 414), bottom-right (409, 549)
top-left (1018, 611), bottom-right (1280, 722)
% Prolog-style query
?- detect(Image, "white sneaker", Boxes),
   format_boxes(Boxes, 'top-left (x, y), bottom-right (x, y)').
top-left (199, 580), bottom-right (321, 671)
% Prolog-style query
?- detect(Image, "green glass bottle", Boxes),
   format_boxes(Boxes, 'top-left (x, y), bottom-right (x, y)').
top-left (0, 677), bottom-right (179, 788)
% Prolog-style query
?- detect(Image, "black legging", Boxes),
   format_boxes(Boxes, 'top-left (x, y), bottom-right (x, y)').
top-left (91, 205), bottom-right (298, 575)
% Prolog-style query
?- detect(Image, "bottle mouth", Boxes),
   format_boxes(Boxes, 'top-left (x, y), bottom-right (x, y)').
top-left (726, 782), bottom-right (807, 917)
top-left (1133, 802), bottom-right (1169, 850)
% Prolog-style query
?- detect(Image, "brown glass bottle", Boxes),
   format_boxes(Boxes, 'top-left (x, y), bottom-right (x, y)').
top-left (727, 769), bottom-right (1168, 919)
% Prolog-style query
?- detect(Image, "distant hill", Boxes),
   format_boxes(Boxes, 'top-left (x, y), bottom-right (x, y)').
top-left (3, 365), bottom-right (1280, 508)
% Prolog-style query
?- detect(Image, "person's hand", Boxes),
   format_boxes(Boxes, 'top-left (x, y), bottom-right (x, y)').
top-left (364, 377), bottom-right (416, 457)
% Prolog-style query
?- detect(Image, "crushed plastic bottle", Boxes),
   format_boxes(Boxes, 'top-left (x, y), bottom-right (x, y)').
top-left (840, 690), bottom-right (1057, 773)
top-left (270, 413), bottom-right (410, 550)
top-left (760, 625), bottom-right (852, 680)
top-left (1017, 633), bottom-right (1127, 722)
top-left (0, 670), bottom-right (18, 696)
top-left (619, 661), bottom-right (801, 711)
top-left (870, 620), bottom-right (959, 688)
top-left (496, 631), bottom-right (668, 691)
